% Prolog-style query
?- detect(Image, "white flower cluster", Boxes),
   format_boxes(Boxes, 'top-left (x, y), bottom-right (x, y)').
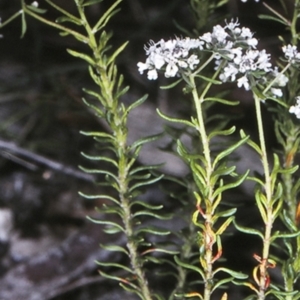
top-left (137, 20), bottom-right (258, 80)
top-left (289, 96), bottom-right (300, 119)
top-left (137, 38), bottom-right (203, 80)
top-left (138, 20), bottom-right (287, 97)
top-left (282, 44), bottom-right (300, 64)
top-left (219, 49), bottom-right (271, 90)
top-left (201, 20), bottom-right (258, 53)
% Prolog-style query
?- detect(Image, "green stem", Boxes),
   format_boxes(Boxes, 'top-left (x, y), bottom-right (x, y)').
top-left (188, 62), bottom-right (224, 300)
top-left (93, 36), bottom-right (153, 300)
top-left (192, 53), bottom-right (215, 76)
top-left (0, 9), bottom-right (23, 29)
top-left (118, 150), bottom-right (153, 300)
top-left (75, 1), bottom-right (98, 49)
top-left (290, 0), bottom-right (300, 45)
top-left (253, 94), bottom-right (273, 300)
top-left (189, 74), bottom-right (214, 300)
top-left (44, 0), bottom-right (81, 22)
top-left (21, 1), bottom-right (88, 43)
top-left (263, 63), bottom-right (291, 96)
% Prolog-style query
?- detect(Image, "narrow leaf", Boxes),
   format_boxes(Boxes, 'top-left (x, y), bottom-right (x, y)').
top-left (212, 277), bottom-right (234, 292)
top-left (212, 134), bottom-right (248, 167)
top-left (195, 74), bottom-right (222, 84)
top-left (81, 152), bottom-right (118, 167)
top-left (240, 129), bottom-right (262, 155)
top-left (96, 261), bottom-right (134, 273)
top-left (56, 16), bottom-right (81, 25)
top-left (213, 267), bottom-right (248, 279)
top-left (174, 256), bottom-right (205, 279)
top-left (130, 133), bottom-right (163, 150)
top-left (270, 231), bottom-right (300, 243)
top-left (129, 200), bottom-right (163, 210)
top-left (79, 192), bottom-right (120, 205)
top-left (27, 4), bottom-right (47, 14)
top-left (99, 271), bottom-right (139, 290)
top-left (129, 174), bottom-right (164, 193)
top-left (86, 216), bottom-right (125, 232)
top-left (100, 244), bottom-right (129, 255)
top-left (216, 216), bottom-right (235, 235)
top-left (233, 220), bottom-right (264, 239)
top-left (132, 210), bottom-right (172, 220)
top-left (21, 11), bottom-right (27, 38)
top-left (205, 97), bottom-right (239, 106)
top-left (67, 49), bottom-right (95, 66)
top-left (79, 167), bottom-right (118, 182)
top-left (160, 78), bottom-right (183, 89)
top-left (255, 191), bottom-right (268, 223)
top-left (129, 164), bottom-right (163, 176)
top-left (125, 94), bottom-right (148, 114)
top-left (92, 0), bottom-right (122, 32)
top-left (136, 226), bottom-right (170, 235)
top-left (107, 41), bottom-right (129, 66)
top-left (212, 171), bottom-right (249, 198)
top-left (258, 14), bottom-right (288, 26)
top-left (82, 0), bottom-right (104, 6)
top-left (208, 126), bottom-right (236, 140)
top-left (156, 108), bottom-right (194, 127)
top-left (80, 131), bottom-right (115, 141)
top-left (141, 247), bottom-right (179, 256)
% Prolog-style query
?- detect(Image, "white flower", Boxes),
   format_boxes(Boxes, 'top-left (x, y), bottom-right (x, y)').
top-left (282, 44), bottom-right (298, 60)
top-left (152, 54), bottom-right (165, 69)
top-left (289, 97), bottom-right (300, 119)
top-left (187, 54), bottom-right (200, 69)
top-left (271, 88), bottom-right (283, 98)
top-left (225, 19), bottom-right (240, 31)
top-left (137, 62), bottom-right (149, 74)
top-left (220, 63), bottom-right (239, 81)
top-left (212, 25), bottom-right (228, 43)
top-left (201, 32), bottom-right (212, 43)
top-left (31, 1), bottom-right (39, 7)
top-left (256, 50), bottom-right (272, 71)
top-left (237, 76), bottom-right (250, 90)
top-left (240, 27), bottom-right (253, 38)
top-left (247, 38), bottom-right (258, 47)
top-left (165, 62), bottom-right (179, 77)
top-left (147, 69), bottom-right (158, 80)
top-left (271, 67), bottom-right (289, 86)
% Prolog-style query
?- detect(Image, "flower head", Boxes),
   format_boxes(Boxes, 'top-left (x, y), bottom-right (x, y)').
top-left (282, 44), bottom-right (300, 65)
top-left (289, 96), bottom-right (300, 119)
top-left (219, 49), bottom-right (272, 90)
top-left (137, 37), bottom-right (203, 80)
top-left (137, 19), bottom-right (281, 96)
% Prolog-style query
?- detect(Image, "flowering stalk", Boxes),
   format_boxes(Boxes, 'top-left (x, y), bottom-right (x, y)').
top-left (137, 20), bottom-right (258, 298)
top-left (189, 67), bottom-right (218, 300)
top-left (259, 1), bottom-right (300, 296)
top-left (253, 93), bottom-right (273, 300)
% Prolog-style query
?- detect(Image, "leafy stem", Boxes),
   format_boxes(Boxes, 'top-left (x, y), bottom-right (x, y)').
top-left (187, 61), bottom-right (226, 300)
top-left (253, 93), bottom-right (274, 300)
top-left (20, 0), bottom-right (88, 41)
